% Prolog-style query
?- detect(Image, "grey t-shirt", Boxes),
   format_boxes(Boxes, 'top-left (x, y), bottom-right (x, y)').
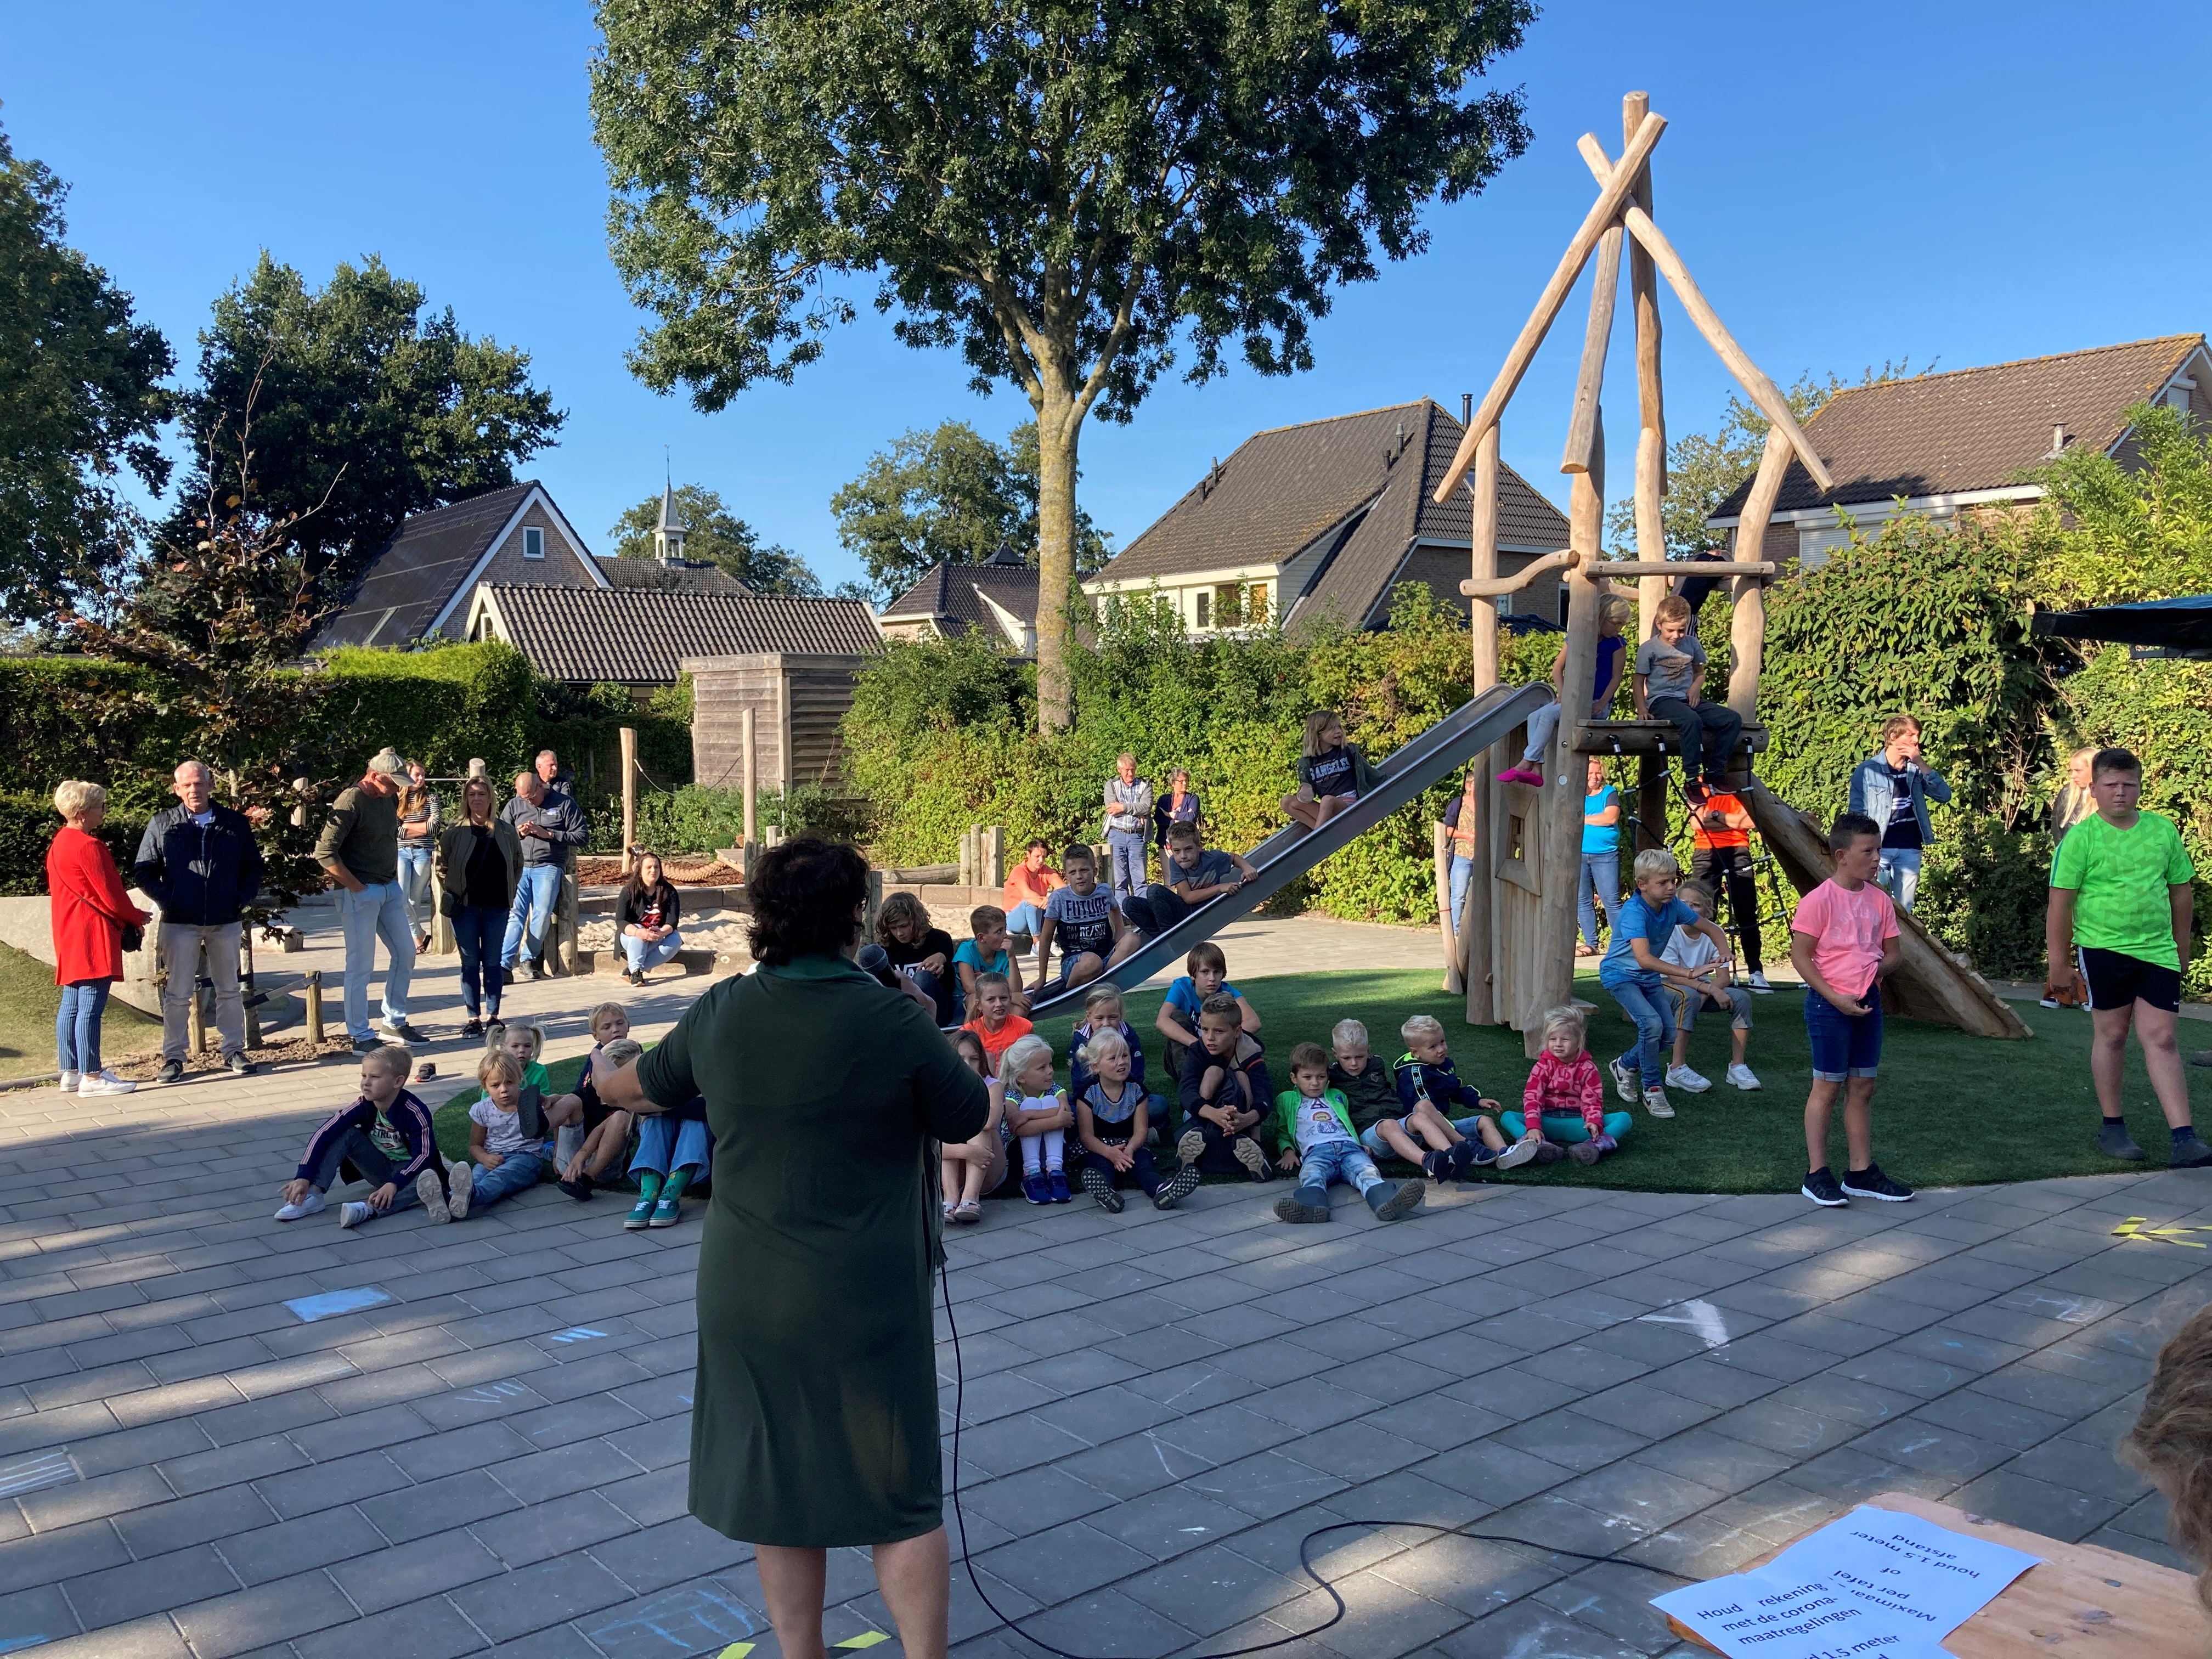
top-left (1635, 632), bottom-right (1706, 703)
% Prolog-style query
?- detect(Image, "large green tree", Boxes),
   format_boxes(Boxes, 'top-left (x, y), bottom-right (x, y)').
top-left (608, 482), bottom-right (822, 595)
top-left (0, 121), bottom-right (173, 619)
top-left (830, 419), bottom-right (1110, 601)
top-left (168, 253), bottom-right (564, 592)
top-left (591, 0), bottom-right (1533, 727)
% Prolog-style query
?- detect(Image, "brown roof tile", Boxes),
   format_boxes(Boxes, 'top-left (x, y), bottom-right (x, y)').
top-left (596, 557), bottom-right (752, 596)
top-left (880, 548), bottom-right (1040, 634)
top-left (316, 483), bottom-right (538, 649)
top-left (1710, 335), bottom-right (2207, 521)
top-left (483, 585), bottom-right (880, 683)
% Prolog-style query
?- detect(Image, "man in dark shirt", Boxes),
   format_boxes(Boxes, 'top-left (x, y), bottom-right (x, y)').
top-left (138, 758), bottom-right (266, 1080)
top-left (500, 768), bottom-right (587, 980)
top-left (314, 747), bottom-right (420, 1051)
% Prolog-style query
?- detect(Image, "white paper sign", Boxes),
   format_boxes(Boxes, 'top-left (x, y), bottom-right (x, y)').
top-left (1651, 1573), bottom-right (1955, 1658)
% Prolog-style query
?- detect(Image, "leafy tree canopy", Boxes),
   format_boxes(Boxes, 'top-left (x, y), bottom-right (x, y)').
top-left (830, 420), bottom-right (1110, 601)
top-left (168, 253), bottom-right (564, 592)
top-left (2033, 400), bottom-right (2212, 607)
top-left (608, 482), bottom-right (822, 595)
top-left (591, 0), bottom-right (1534, 725)
top-left (0, 120), bottom-right (173, 619)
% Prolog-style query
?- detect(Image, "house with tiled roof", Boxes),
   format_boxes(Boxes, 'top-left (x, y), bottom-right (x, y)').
top-left (1085, 399), bottom-right (1572, 633)
top-left (1708, 334), bottom-right (2212, 566)
top-left (877, 544), bottom-right (1040, 650)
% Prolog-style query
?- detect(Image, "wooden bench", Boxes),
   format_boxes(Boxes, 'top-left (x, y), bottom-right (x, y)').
top-left (1570, 718), bottom-right (1769, 757)
top-left (1667, 1493), bottom-right (2209, 1657)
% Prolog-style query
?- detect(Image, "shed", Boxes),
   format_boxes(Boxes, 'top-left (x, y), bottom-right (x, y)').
top-left (685, 652), bottom-right (866, 793)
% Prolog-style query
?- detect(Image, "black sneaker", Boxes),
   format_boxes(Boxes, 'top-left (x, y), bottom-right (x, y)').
top-left (2172, 1136), bottom-right (2212, 1170)
top-left (462, 1019), bottom-right (484, 1040)
top-left (1154, 1164), bottom-right (1202, 1210)
top-left (1841, 1164), bottom-right (1915, 1203)
top-left (1274, 1188), bottom-right (1330, 1223)
top-left (2097, 1120), bottom-right (2145, 1161)
top-left (379, 1020), bottom-right (426, 1045)
top-left (155, 1058), bottom-right (184, 1084)
top-left (227, 1053), bottom-right (255, 1077)
top-left (350, 1036), bottom-right (384, 1054)
top-left (558, 1172), bottom-right (595, 1201)
top-left (1801, 1166), bottom-right (1849, 1207)
top-left (1080, 1165), bottom-right (1124, 1212)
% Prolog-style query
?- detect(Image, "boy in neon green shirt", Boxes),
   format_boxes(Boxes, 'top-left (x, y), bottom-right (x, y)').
top-left (1268, 1043), bottom-right (1424, 1224)
top-left (2047, 747), bottom-right (2206, 1167)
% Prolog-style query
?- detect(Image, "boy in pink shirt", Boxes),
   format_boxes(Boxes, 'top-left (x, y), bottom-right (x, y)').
top-left (1790, 812), bottom-right (1910, 1209)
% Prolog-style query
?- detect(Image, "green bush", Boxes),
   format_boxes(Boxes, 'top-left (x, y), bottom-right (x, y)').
top-left (0, 789), bottom-right (151, 899)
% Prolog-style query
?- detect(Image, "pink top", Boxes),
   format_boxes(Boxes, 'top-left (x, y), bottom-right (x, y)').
top-left (1522, 1049), bottom-right (1606, 1137)
top-left (1790, 878), bottom-right (1898, 1000)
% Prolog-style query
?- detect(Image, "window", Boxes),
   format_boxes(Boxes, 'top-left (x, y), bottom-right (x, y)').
top-left (1214, 583), bottom-right (1243, 627)
top-left (522, 526), bottom-right (545, 560)
top-left (1245, 582), bottom-right (1269, 627)
top-left (1194, 589), bottom-right (1210, 629)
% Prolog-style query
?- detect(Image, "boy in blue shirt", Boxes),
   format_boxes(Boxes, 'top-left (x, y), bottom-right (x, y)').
top-left (953, 904), bottom-right (1029, 1019)
top-left (1599, 847), bottom-right (1731, 1119)
top-left (1155, 940), bottom-right (1259, 1080)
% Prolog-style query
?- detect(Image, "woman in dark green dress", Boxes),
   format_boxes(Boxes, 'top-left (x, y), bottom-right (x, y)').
top-left (601, 839), bottom-right (989, 1659)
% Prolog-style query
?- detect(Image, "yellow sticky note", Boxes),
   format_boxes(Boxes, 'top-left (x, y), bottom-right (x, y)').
top-left (837, 1636), bottom-right (891, 1651)
top-left (718, 1645), bottom-right (755, 1658)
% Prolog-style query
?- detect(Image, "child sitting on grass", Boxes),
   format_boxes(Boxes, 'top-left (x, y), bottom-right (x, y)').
top-left (624, 1084), bottom-right (710, 1230)
top-left (1328, 1019), bottom-right (1408, 1148)
top-left (1069, 981), bottom-right (1155, 1117)
top-left (1003, 1034), bottom-right (1073, 1204)
top-left (461, 1047), bottom-right (566, 1214)
top-left (1661, 882), bottom-right (1761, 1093)
top-left (1599, 847), bottom-right (1722, 1121)
top-left (1504, 1006), bottom-right (1629, 1166)
top-left (961, 972), bottom-right (1034, 1070)
top-left (1271, 1042), bottom-right (1423, 1224)
top-left (953, 904), bottom-right (1029, 1019)
top-left (1155, 941), bottom-right (1259, 1081)
top-left (1176, 994), bottom-right (1273, 1181)
top-left (1392, 1014), bottom-right (1533, 1176)
top-left (558, 1002), bottom-right (638, 1199)
top-left (941, 1029), bottom-right (1007, 1224)
top-left (276, 1043), bottom-right (440, 1229)
top-left (1075, 1027), bottom-right (1199, 1212)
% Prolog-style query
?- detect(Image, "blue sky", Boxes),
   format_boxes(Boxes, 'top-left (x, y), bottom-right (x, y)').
top-left (7, 2), bottom-right (2208, 592)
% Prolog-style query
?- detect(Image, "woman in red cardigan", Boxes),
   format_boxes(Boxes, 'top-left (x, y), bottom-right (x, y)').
top-left (48, 780), bottom-right (149, 1096)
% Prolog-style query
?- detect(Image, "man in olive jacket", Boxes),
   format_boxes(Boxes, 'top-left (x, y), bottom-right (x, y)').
top-left (135, 759), bottom-right (265, 1081)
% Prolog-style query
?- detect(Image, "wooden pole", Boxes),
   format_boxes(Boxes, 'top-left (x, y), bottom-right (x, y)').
top-left (1468, 425), bottom-right (1500, 694)
top-left (741, 706), bottom-right (758, 849)
top-left (305, 970), bottom-right (324, 1046)
top-left (619, 726), bottom-right (637, 876)
top-left (1433, 111), bottom-right (1668, 501)
top-left (1626, 94), bottom-right (1668, 644)
top-left (1729, 427), bottom-right (1791, 723)
top-left (1534, 451), bottom-right (1607, 1055)
top-left (1639, 753), bottom-right (1668, 853)
top-left (1462, 426), bottom-right (1502, 1026)
top-left (1559, 221), bottom-right (1624, 476)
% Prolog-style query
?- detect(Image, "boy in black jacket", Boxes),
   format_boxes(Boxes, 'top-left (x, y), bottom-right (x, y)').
top-left (1384, 1014), bottom-right (1531, 1178)
top-left (276, 1046), bottom-right (443, 1228)
top-left (1176, 994), bottom-right (1274, 1181)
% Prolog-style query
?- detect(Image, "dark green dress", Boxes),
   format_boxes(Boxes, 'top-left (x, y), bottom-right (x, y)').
top-left (637, 952), bottom-right (989, 1547)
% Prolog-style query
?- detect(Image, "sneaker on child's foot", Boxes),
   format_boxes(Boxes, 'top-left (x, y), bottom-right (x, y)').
top-left (1726, 1063), bottom-right (1762, 1091)
top-left (1080, 1165), bottom-right (1124, 1212)
top-left (1666, 1063), bottom-right (1711, 1093)
top-left (1231, 1138), bottom-right (1272, 1182)
top-left (1496, 766), bottom-right (1544, 787)
top-left (1747, 970), bottom-right (1773, 994)
top-left (1641, 1087), bottom-right (1675, 1119)
top-left (1568, 1139), bottom-right (1603, 1166)
top-left (1367, 1180), bottom-right (1425, 1222)
top-left (2096, 1120), bottom-right (2145, 1161)
top-left (1047, 1170), bottom-right (1072, 1203)
top-left (558, 1171), bottom-right (594, 1201)
top-left (1841, 1164), bottom-right (1915, 1203)
top-left (624, 1194), bottom-right (655, 1229)
top-left (1274, 1187), bottom-right (1330, 1223)
top-left (274, 1189), bottom-right (326, 1222)
top-left (1801, 1167), bottom-right (1849, 1207)
top-left (1175, 1129), bottom-right (1205, 1169)
top-left (57, 1070), bottom-right (79, 1094)
top-left (648, 1193), bottom-right (682, 1228)
top-left (1421, 1148), bottom-right (1448, 1180)
top-left (1154, 1164), bottom-right (1202, 1209)
top-left (1022, 1171), bottom-right (1051, 1204)
top-left (416, 1170), bottom-right (451, 1223)
top-left (953, 1198), bottom-right (983, 1223)
top-left (338, 1200), bottom-right (372, 1229)
top-left (1492, 1137), bottom-right (1539, 1171)
top-left (1609, 1057), bottom-right (1639, 1104)
top-left (2039, 996), bottom-right (2061, 1009)
top-left (447, 1160), bottom-right (472, 1220)
top-left (1532, 1140), bottom-right (1565, 1165)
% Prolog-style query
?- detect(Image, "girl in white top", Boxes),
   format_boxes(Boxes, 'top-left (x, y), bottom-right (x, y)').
top-left (1001, 1035), bottom-right (1072, 1207)
top-left (1660, 882), bottom-right (1760, 1094)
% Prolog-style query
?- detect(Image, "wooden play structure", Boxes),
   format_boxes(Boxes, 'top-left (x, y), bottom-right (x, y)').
top-left (1434, 92), bottom-right (2029, 1051)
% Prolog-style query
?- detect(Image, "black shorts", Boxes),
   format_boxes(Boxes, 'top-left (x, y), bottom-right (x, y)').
top-left (2079, 946), bottom-right (2181, 1014)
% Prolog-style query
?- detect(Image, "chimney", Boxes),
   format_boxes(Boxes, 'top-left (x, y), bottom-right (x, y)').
top-left (1462, 393), bottom-right (1472, 426)
top-left (2047, 423), bottom-right (2069, 459)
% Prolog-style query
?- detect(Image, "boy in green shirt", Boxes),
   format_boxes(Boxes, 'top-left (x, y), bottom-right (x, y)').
top-left (2046, 747), bottom-right (2207, 1167)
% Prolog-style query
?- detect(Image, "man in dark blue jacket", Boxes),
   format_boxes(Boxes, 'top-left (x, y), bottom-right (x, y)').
top-left (134, 760), bottom-right (265, 1082)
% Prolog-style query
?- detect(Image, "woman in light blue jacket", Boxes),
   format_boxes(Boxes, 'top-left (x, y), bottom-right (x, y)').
top-left (1846, 715), bottom-right (1951, 912)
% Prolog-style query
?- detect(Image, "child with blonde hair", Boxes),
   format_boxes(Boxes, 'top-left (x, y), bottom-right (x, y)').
top-left (557, 1002), bottom-right (636, 1199)
top-left (463, 1047), bottom-right (565, 1214)
top-left (1661, 882), bottom-right (1760, 1093)
top-left (1280, 709), bottom-right (1376, 831)
top-left (1505, 1006), bottom-right (1630, 1166)
top-left (1075, 1027), bottom-right (1199, 1212)
top-left (1599, 847), bottom-right (1727, 1119)
top-left (276, 1043), bottom-right (439, 1229)
top-left (1003, 1034), bottom-right (1072, 1204)
top-left (941, 1029), bottom-right (1008, 1224)
top-left (1069, 981), bottom-right (1154, 1118)
top-left (1389, 1013), bottom-right (1531, 1176)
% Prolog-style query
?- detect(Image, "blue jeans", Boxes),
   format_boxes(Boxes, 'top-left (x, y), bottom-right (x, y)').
top-left (1359, 1113), bottom-right (1489, 1159)
top-left (1605, 977), bottom-right (1677, 1090)
top-left (1107, 830), bottom-right (1147, 905)
top-left (396, 844), bottom-right (434, 933)
top-left (1005, 901), bottom-right (1044, 939)
top-left (471, 1148), bottom-right (552, 1207)
top-left (1878, 848), bottom-right (1922, 912)
top-left (622, 932), bottom-right (683, 973)
top-left (1448, 855), bottom-right (1473, 930)
top-left (1579, 851), bottom-right (1621, 950)
top-left (630, 1115), bottom-right (711, 1178)
top-left (338, 882), bottom-right (415, 1041)
top-left (1293, 1138), bottom-right (1384, 1199)
top-left (57, 978), bottom-right (111, 1074)
top-left (503, 865), bottom-right (563, 968)
top-left (453, 903), bottom-right (505, 1018)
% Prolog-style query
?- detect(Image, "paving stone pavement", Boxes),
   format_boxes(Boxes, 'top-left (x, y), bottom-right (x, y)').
top-left (3, 933), bottom-right (2210, 1657)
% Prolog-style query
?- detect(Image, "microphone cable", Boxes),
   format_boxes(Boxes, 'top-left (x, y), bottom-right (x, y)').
top-left (939, 1252), bottom-right (1696, 1659)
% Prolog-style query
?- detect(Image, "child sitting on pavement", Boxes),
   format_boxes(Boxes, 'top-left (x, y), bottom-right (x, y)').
top-left (953, 904), bottom-right (1029, 1019)
top-left (276, 1043), bottom-right (441, 1229)
top-left (941, 1029), bottom-right (1008, 1224)
top-left (1661, 882), bottom-right (1762, 1094)
top-left (1075, 1026), bottom-right (1200, 1212)
top-left (1392, 1014), bottom-right (1533, 1177)
top-left (961, 972), bottom-right (1034, 1070)
top-left (1003, 1034), bottom-right (1073, 1204)
top-left (1155, 941), bottom-right (1260, 1082)
top-left (1271, 1042), bottom-right (1423, 1224)
top-left (461, 1047), bottom-right (566, 1215)
top-left (624, 1082), bottom-right (711, 1231)
top-left (558, 1002), bottom-right (638, 1199)
top-left (1504, 1005), bottom-right (1630, 1166)
top-left (1176, 994), bottom-right (1274, 1181)
top-left (1328, 1019), bottom-right (1418, 1155)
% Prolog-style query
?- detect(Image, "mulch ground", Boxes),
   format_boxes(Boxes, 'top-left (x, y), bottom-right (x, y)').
top-left (573, 856), bottom-right (744, 888)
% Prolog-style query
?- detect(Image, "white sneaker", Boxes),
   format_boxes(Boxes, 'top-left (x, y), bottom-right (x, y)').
top-left (1747, 971), bottom-right (1773, 994)
top-left (274, 1189), bottom-right (328, 1222)
top-left (338, 1201), bottom-right (371, 1229)
top-left (1608, 1057), bottom-right (1639, 1104)
top-left (1666, 1064), bottom-right (1712, 1094)
top-left (57, 1071), bottom-right (80, 1093)
top-left (417, 1170), bottom-right (452, 1224)
top-left (1642, 1088), bottom-right (1675, 1119)
top-left (447, 1160), bottom-right (473, 1221)
top-left (2038, 997), bottom-right (2060, 1009)
top-left (1727, 1063), bottom-right (1762, 1091)
top-left (78, 1070), bottom-right (136, 1095)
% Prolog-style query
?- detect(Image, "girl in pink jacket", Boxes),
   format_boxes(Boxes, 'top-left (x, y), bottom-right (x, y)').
top-left (1504, 1006), bottom-right (1633, 1167)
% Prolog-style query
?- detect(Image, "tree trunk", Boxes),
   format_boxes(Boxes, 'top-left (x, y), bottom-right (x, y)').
top-left (1032, 396), bottom-right (1080, 731)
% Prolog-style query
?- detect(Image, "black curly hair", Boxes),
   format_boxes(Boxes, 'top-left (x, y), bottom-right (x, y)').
top-left (744, 839), bottom-right (868, 965)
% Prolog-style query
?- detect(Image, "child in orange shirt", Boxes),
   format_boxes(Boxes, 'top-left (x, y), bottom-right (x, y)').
top-left (961, 972), bottom-right (1034, 1069)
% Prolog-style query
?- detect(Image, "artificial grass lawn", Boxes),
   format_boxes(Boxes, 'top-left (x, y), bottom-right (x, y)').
top-left (427, 968), bottom-right (2212, 1198)
top-left (0, 940), bottom-right (163, 1082)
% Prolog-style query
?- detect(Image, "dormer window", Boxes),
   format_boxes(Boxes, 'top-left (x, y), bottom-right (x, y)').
top-left (522, 527), bottom-right (545, 560)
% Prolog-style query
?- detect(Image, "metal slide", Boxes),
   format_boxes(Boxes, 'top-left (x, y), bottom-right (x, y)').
top-left (1026, 681), bottom-right (1554, 1020)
